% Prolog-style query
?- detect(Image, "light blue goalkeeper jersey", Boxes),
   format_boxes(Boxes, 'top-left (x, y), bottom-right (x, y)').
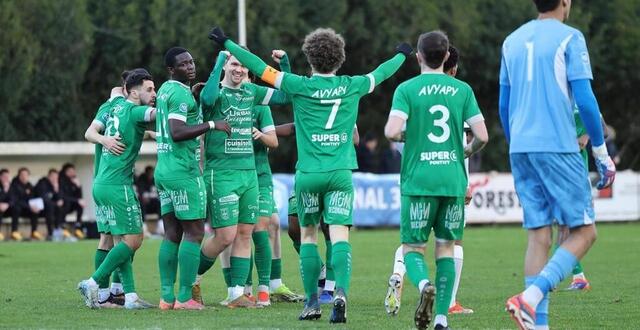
top-left (499, 18), bottom-right (593, 153)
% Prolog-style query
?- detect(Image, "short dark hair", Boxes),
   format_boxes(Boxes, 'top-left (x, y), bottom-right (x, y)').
top-left (48, 168), bottom-right (58, 175)
top-left (121, 68), bottom-right (151, 84)
top-left (164, 47), bottom-right (188, 68)
top-left (443, 45), bottom-right (459, 73)
top-left (302, 28), bottom-right (346, 74)
top-left (17, 167), bottom-right (30, 175)
top-left (418, 31), bottom-right (449, 69)
top-left (125, 69), bottom-right (153, 93)
top-left (533, 0), bottom-right (561, 13)
top-left (0, 168), bottom-right (8, 176)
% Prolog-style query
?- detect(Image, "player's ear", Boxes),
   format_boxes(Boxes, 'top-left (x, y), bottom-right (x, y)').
top-left (415, 52), bottom-right (422, 65)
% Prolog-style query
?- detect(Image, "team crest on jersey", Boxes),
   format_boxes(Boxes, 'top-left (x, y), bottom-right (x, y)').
top-left (179, 103), bottom-right (188, 113)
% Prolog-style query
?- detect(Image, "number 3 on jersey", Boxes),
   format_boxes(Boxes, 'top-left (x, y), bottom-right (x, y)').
top-left (427, 105), bottom-right (450, 143)
top-left (321, 99), bottom-right (342, 129)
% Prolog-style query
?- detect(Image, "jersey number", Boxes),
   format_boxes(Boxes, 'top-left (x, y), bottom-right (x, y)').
top-left (525, 42), bottom-right (534, 82)
top-left (105, 116), bottom-right (121, 138)
top-left (321, 99), bottom-right (342, 129)
top-left (427, 105), bottom-right (450, 143)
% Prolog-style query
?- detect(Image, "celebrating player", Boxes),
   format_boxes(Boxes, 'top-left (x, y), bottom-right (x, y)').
top-left (499, 0), bottom-right (616, 329)
top-left (384, 31), bottom-right (488, 330)
top-left (77, 70), bottom-right (157, 309)
top-left (210, 26), bottom-right (410, 323)
top-left (155, 47), bottom-right (228, 311)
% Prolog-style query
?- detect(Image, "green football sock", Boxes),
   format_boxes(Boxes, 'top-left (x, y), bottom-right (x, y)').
top-left (94, 249), bottom-right (110, 289)
top-left (177, 240), bottom-right (200, 303)
top-left (331, 241), bottom-right (352, 295)
top-left (404, 251), bottom-right (429, 288)
top-left (435, 257), bottom-right (455, 316)
top-left (197, 250), bottom-right (216, 276)
top-left (299, 243), bottom-right (322, 299)
top-left (91, 242), bottom-right (133, 285)
top-left (158, 240), bottom-right (179, 303)
top-left (246, 251), bottom-right (254, 286)
top-left (118, 256), bottom-right (135, 294)
top-left (222, 267), bottom-right (232, 287)
top-left (270, 259), bottom-right (282, 280)
top-left (111, 269), bottom-right (121, 285)
top-left (325, 239), bottom-right (335, 282)
top-left (253, 231), bottom-right (272, 286)
top-left (573, 261), bottom-right (584, 275)
top-left (231, 256), bottom-right (251, 287)
top-left (293, 240), bottom-right (301, 254)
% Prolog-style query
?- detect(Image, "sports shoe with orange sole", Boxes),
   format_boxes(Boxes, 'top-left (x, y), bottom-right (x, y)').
top-left (159, 299), bottom-right (175, 310)
top-left (448, 301), bottom-right (474, 314)
top-left (565, 278), bottom-right (591, 291)
top-left (227, 294), bottom-right (259, 309)
top-left (174, 299), bottom-right (204, 310)
top-left (505, 293), bottom-right (536, 330)
top-left (192, 283), bottom-right (204, 305)
top-left (257, 291), bottom-right (271, 307)
top-left (31, 231), bottom-right (44, 241)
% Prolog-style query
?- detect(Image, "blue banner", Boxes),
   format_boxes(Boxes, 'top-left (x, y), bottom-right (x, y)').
top-left (272, 173), bottom-right (402, 228)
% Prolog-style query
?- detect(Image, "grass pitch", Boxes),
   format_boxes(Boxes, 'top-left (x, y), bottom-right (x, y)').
top-left (1, 222), bottom-right (639, 329)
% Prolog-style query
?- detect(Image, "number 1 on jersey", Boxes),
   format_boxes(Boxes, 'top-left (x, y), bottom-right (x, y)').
top-left (321, 99), bottom-right (342, 129)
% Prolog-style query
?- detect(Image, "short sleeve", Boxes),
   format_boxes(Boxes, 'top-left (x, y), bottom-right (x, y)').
top-left (278, 72), bottom-right (304, 94)
top-left (463, 87), bottom-right (484, 124)
top-left (353, 75), bottom-right (374, 97)
top-left (249, 84), bottom-right (276, 106)
top-left (389, 85), bottom-right (410, 120)
top-left (131, 105), bottom-right (153, 123)
top-left (93, 102), bottom-right (111, 129)
top-left (499, 43), bottom-right (510, 86)
top-left (168, 89), bottom-right (189, 122)
top-left (259, 107), bottom-right (275, 133)
top-left (566, 31), bottom-right (593, 81)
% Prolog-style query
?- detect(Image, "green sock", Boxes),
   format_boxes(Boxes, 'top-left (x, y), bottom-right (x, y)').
top-left (299, 243), bottom-right (322, 299)
top-left (331, 241), bottom-right (352, 295)
top-left (198, 250), bottom-right (216, 276)
top-left (404, 251), bottom-right (429, 289)
top-left (253, 231), bottom-right (272, 286)
top-left (91, 242), bottom-right (133, 285)
top-left (111, 269), bottom-right (121, 285)
top-left (231, 256), bottom-right (251, 287)
top-left (177, 240), bottom-right (201, 303)
top-left (325, 239), bottom-right (335, 282)
top-left (246, 251), bottom-right (254, 286)
top-left (222, 267), bottom-right (232, 287)
top-left (435, 258), bottom-right (455, 316)
top-left (158, 240), bottom-right (179, 303)
top-left (118, 257), bottom-right (136, 294)
top-left (293, 240), bottom-right (301, 254)
top-left (270, 259), bottom-right (282, 280)
top-left (94, 249), bottom-right (110, 289)
top-left (572, 261), bottom-right (584, 275)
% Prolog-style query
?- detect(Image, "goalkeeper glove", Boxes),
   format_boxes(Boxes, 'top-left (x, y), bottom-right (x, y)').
top-left (395, 43), bottom-right (413, 57)
top-left (209, 27), bottom-right (229, 45)
top-left (592, 144), bottom-right (616, 189)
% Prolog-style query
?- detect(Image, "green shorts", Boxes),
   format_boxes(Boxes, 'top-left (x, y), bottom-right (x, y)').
top-left (400, 195), bottom-right (465, 244)
top-left (294, 170), bottom-right (353, 227)
top-left (204, 169), bottom-right (258, 228)
top-left (93, 183), bottom-right (142, 235)
top-left (156, 176), bottom-right (207, 220)
top-left (287, 193), bottom-right (297, 217)
top-left (258, 185), bottom-right (275, 218)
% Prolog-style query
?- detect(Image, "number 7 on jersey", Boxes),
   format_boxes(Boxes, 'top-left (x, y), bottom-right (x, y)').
top-left (321, 99), bottom-right (342, 129)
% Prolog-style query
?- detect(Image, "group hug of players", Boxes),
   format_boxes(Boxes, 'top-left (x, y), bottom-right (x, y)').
top-left (76, 6), bottom-right (610, 328)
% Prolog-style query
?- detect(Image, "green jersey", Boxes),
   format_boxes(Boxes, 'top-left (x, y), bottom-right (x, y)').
top-left (155, 80), bottom-right (202, 180)
top-left (574, 107), bottom-right (589, 165)
top-left (252, 105), bottom-right (276, 187)
top-left (203, 83), bottom-right (284, 170)
top-left (391, 73), bottom-right (483, 197)
top-left (94, 98), bottom-right (153, 185)
top-left (92, 95), bottom-right (124, 177)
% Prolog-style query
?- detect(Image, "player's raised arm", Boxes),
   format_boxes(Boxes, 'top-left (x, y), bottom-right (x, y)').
top-left (200, 51), bottom-right (228, 109)
top-left (362, 43), bottom-right (412, 94)
top-left (272, 50), bottom-right (291, 73)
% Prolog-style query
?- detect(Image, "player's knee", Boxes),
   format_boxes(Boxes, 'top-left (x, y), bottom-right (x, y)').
top-left (403, 243), bottom-right (425, 254)
top-left (287, 225), bottom-right (300, 241)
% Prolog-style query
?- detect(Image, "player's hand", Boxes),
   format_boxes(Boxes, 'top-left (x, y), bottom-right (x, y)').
top-left (102, 135), bottom-right (126, 155)
top-left (208, 27), bottom-right (229, 45)
top-left (191, 82), bottom-right (206, 100)
top-left (464, 145), bottom-right (472, 158)
top-left (271, 50), bottom-right (286, 63)
top-left (78, 199), bottom-right (87, 208)
top-left (578, 134), bottom-right (590, 150)
top-left (214, 120), bottom-right (231, 136)
top-left (395, 43), bottom-right (413, 57)
top-left (252, 127), bottom-right (264, 140)
top-left (465, 187), bottom-right (472, 205)
top-left (592, 145), bottom-right (616, 189)
top-left (220, 50), bottom-right (231, 59)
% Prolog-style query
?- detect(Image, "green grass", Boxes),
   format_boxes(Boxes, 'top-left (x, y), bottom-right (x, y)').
top-left (1, 222), bottom-right (639, 329)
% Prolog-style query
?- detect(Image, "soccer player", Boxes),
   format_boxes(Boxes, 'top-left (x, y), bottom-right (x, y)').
top-left (210, 26), bottom-right (411, 323)
top-left (499, 1), bottom-right (616, 329)
top-left (155, 47), bottom-right (229, 311)
top-left (77, 70), bottom-right (157, 309)
top-left (384, 45), bottom-right (474, 316)
top-left (194, 48), bottom-right (290, 308)
top-left (385, 31), bottom-right (488, 330)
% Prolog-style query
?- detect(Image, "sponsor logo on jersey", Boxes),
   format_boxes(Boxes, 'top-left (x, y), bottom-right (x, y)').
top-left (224, 139), bottom-right (253, 153)
top-left (418, 84), bottom-right (459, 97)
top-left (169, 189), bottom-right (190, 212)
top-left (445, 204), bottom-right (463, 229)
top-left (328, 191), bottom-right (353, 216)
top-left (420, 150), bottom-right (457, 165)
top-left (311, 133), bottom-right (344, 147)
top-left (409, 201), bottom-right (430, 229)
top-left (300, 192), bottom-right (320, 213)
top-left (311, 86), bottom-right (347, 98)
top-left (231, 127), bottom-right (252, 135)
top-left (219, 194), bottom-right (239, 205)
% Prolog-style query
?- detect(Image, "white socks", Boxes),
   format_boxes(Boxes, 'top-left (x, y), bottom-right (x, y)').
top-left (324, 280), bottom-right (336, 292)
top-left (269, 279), bottom-right (282, 291)
top-left (434, 315), bottom-right (448, 327)
top-left (110, 282), bottom-right (123, 295)
top-left (231, 285), bottom-right (244, 300)
top-left (418, 279), bottom-right (430, 292)
top-left (393, 245), bottom-right (406, 277)
top-left (124, 292), bottom-right (138, 303)
top-left (522, 285), bottom-right (544, 309)
top-left (450, 245), bottom-right (464, 308)
top-left (98, 288), bottom-right (110, 302)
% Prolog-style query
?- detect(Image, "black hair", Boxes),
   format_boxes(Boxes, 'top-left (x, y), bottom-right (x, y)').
top-left (0, 168), bottom-right (8, 176)
top-left (533, 0), bottom-right (561, 13)
top-left (48, 168), bottom-right (58, 175)
top-left (60, 163), bottom-right (75, 177)
top-left (121, 68), bottom-right (151, 84)
top-left (17, 167), bottom-right (30, 175)
top-left (164, 47), bottom-right (188, 68)
top-left (417, 31), bottom-right (449, 69)
top-left (124, 69), bottom-right (153, 93)
top-left (443, 45), bottom-right (459, 73)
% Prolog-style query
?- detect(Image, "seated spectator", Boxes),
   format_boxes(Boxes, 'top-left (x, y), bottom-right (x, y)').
top-left (0, 169), bottom-right (11, 241)
top-left (136, 165), bottom-right (160, 221)
top-left (35, 169), bottom-right (63, 240)
top-left (59, 163), bottom-right (86, 239)
top-left (381, 142), bottom-right (402, 173)
top-left (357, 132), bottom-right (381, 173)
top-left (8, 168), bottom-right (42, 241)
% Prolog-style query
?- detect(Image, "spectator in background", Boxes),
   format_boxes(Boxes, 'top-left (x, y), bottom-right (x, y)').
top-left (605, 125), bottom-right (620, 165)
top-left (9, 168), bottom-right (42, 241)
top-left (357, 132), bottom-right (381, 173)
top-left (136, 165), bottom-right (160, 222)
top-left (380, 142), bottom-right (402, 173)
top-left (59, 163), bottom-right (86, 239)
top-left (0, 169), bottom-right (11, 241)
top-left (35, 169), bottom-right (63, 240)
